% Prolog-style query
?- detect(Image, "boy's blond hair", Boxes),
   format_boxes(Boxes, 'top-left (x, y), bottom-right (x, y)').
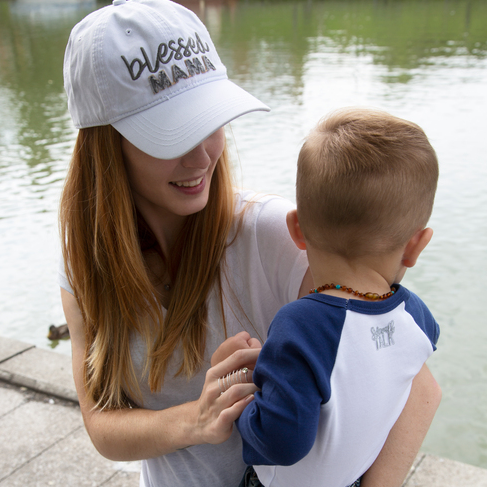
top-left (296, 108), bottom-right (438, 258)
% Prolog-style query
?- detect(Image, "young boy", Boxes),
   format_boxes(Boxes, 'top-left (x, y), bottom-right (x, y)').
top-left (233, 108), bottom-right (440, 487)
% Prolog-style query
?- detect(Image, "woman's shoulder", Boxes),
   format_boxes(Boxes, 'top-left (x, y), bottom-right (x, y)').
top-left (226, 189), bottom-right (307, 309)
top-left (230, 188), bottom-right (303, 266)
top-left (233, 188), bottom-right (295, 221)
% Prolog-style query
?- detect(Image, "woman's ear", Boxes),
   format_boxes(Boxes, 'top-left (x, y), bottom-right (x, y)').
top-left (286, 209), bottom-right (307, 250)
top-left (402, 227), bottom-right (433, 268)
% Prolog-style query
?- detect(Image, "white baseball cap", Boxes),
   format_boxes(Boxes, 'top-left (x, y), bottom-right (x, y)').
top-left (64, 0), bottom-right (270, 159)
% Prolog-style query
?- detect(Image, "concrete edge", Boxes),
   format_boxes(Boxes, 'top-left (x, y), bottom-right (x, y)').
top-left (403, 454), bottom-right (487, 486)
top-left (0, 368), bottom-right (79, 403)
top-left (0, 336), bottom-right (36, 364)
top-left (0, 336), bottom-right (78, 404)
top-left (403, 451), bottom-right (427, 484)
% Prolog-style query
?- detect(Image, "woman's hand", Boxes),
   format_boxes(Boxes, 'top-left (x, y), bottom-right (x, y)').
top-left (211, 331), bottom-right (261, 366)
top-left (194, 347), bottom-right (261, 445)
top-left (62, 288), bottom-right (260, 460)
top-left (182, 333), bottom-right (262, 446)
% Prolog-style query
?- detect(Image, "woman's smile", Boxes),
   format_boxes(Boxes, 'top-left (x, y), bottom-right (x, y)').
top-left (121, 128), bottom-right (225, 230)
top-left (171, 176), bottom-right (204, 188)
top-left (169, 174), bottom-right (207, 195)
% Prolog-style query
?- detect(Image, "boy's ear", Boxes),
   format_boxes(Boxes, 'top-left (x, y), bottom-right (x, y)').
top-left (286, 209), bottom-right (307, 250)
top-left (402, 227), bottom-right (433, 268)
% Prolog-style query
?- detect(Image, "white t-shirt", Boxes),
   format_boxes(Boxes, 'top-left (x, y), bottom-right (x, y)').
top-left (59, 190), bottom-right (308, 487)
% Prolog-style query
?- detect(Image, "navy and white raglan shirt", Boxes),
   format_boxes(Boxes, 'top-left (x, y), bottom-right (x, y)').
top-left (236, 285), bottom-right (439, 487)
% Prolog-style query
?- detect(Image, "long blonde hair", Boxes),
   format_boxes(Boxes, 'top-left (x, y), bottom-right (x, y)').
top-left (60, 125), bottom-right (235, 409)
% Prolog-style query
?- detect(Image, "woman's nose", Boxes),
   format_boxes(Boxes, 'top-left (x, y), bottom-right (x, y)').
top-left (180, 142), bottom-right (211, 169)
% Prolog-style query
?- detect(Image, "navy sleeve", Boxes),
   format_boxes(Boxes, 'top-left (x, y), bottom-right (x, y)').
top-left (236, 299), bottom-right (343, 466)
top-left (404, 290), bottom-right (440, 350)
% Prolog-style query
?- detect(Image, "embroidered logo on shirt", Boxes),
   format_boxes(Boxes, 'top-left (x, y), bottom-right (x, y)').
top-left (371, 320), bottom-right (395, 350)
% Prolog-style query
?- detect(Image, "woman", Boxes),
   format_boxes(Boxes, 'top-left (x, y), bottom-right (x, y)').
top-left (59, 1), bottom-right (441, 486)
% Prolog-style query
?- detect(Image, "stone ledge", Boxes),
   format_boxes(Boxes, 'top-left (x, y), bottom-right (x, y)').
top-left (0, 337), bottom-right (77, 403)
top-left (0, 336), bottom-right (35, 364)
top-left (404, 454), bottom-right (487, 487)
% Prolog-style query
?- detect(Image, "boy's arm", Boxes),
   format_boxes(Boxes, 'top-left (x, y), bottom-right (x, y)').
top-left (236, 310), bottom-right (324, 466)
top-left (361, 363), bottom-right (442, 487)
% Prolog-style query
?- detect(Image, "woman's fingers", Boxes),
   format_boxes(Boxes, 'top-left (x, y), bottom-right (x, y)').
top-left (214, 385), bottom-right (257, 439)
top-left (202, 391), bottom-right (255, 445)
top-left (196, 379), bottom-right (256, 444)
top-left (212, 348), bottom-right (260, 399)
top-left (216, 367), bottom-right (255, 395)
top-left (248, 337), bottom-right (261, 349)
top-left (219, 393), bottom-right (255, 426)
top-left (210, 332), bottom-right (258, 366)
top-left (211, 348), bottom-right (260, 378)
top-left (195, 347), bottom-right (261, 445)
top-left (219, 382), bottom-right (258, 403)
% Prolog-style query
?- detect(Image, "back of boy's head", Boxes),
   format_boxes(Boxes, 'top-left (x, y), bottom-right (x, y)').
top-left (296, 108), bottom-right (439, 258)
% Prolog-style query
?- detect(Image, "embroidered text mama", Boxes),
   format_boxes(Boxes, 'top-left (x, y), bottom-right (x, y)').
top-left (147, 55), bottom-right (216, 94)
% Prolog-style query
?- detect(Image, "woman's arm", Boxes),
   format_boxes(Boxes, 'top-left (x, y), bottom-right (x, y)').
top-left (361, 363), bottom-right (442, 487)
top-left (61, 288), bottom-right (259, 461)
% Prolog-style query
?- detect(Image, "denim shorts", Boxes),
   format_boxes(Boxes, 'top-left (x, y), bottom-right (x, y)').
top-left (239, 466), bottom-right (362, 487)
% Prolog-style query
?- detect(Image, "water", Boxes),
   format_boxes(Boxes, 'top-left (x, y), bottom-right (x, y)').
top-left (0, 0), bottom-right (486, 470)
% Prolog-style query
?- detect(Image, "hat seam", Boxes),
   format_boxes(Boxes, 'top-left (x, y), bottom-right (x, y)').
top-left (92, 8), bottom-right (112, 125)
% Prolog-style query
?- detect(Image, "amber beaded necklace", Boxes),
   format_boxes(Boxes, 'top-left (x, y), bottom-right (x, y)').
top-left (309, 283), bottom-right (396, 301)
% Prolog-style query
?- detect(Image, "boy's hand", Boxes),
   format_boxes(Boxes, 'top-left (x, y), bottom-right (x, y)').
top-left (211, 331), bottom-right (262, 367)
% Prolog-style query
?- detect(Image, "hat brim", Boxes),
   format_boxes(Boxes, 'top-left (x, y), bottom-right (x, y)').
top-left (112, 79), bottom-right (270, 160)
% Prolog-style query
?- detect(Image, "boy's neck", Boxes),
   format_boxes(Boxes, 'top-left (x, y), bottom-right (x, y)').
top-left (306, 247), bottom-right (404, 300)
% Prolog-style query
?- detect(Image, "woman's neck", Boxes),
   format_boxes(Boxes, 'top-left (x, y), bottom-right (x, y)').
top-left (135, 200), bottom-right (187, 257)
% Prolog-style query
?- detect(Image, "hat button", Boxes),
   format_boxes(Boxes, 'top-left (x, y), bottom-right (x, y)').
top-left (112, 0), bottom-right (127, 5)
